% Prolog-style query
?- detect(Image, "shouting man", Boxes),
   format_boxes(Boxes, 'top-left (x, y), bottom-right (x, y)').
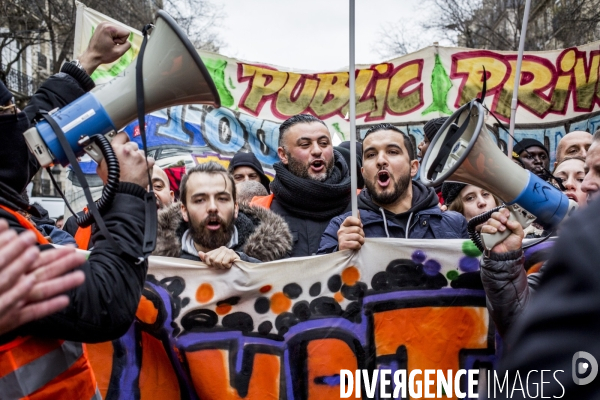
top-left (318, 123), bottom-right (468, 253)
top-left (251, 114), bottom-right (351, 257)
top-left (154, 162), bottom-right (291, 267)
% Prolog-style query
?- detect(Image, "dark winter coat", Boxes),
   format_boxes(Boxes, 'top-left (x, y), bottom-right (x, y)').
top-left (317, 181), bottom-right (468, 254)
top-left (480, 249), bottom-right (545, 340)
top-left (0, 64), bottom-right (153, 345)
top-left (487, 197), bottom-right (600, 399)
top-left (153, 202), bottom-right (292, 262)
top-left (270, 197), bottom-right (352, 257)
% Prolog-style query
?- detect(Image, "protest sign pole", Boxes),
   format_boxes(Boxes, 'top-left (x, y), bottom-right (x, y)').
top-left (349, 0), bottom-right (358, 218)
top-left (507, 0), bottom-right (532, 156)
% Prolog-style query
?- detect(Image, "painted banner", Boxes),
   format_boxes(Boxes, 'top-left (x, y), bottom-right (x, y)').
top-left (74, 2), bottom-right (600, 178)
top-left (85, 238), bottom-right (497, 400)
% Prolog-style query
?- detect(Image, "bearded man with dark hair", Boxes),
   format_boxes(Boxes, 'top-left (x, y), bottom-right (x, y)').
top-left (251, 114), bottom-right (352, 257)
top-left (153, 162), bottom-right (292, 268)
top-left (318, 123), bottom-right (468, 254)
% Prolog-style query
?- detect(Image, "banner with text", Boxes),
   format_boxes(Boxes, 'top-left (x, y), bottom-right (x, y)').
top-left (73, 4), bottom-right (600, 180)
top-left (86, 238), bottom-right (497, 400)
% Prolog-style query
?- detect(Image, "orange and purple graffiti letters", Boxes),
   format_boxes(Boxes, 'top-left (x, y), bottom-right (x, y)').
top-left (139, 332), bottom-right (181, 400)
top-left (185, 349), bottom-right (281, 399)
top-left (373, 306), bottom-right (489, 399)
top-left (86, 341), bottom-right (115, 399)
top-left (306, 338), bottom-right (361, 400)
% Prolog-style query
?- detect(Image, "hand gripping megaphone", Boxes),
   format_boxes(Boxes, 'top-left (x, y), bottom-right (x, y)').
top-left (420, 100), bottom-right (577, 250)
top-left (23, 10), bottom-right (220, 168)
top-left (22, 11), bottom-right (220, 235)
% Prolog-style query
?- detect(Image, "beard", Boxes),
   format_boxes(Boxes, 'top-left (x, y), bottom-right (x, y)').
top-left (189, 212), bottom-right (236, 250)
top-left (365, 170), bottom-right (411, 205)
top-left (286, 151), bottom-right (334, 182)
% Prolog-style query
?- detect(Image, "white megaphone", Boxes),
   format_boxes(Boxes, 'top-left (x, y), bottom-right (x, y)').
top-left (23, 10), bottom-right (220, 168)
top-left (420, 100), bottom-right (577, 249)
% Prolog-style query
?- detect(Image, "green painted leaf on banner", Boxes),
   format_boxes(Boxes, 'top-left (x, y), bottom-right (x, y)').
top-left (332, 122), bottom-right (346, 141)
top-left (422, 54), bottom-right (453, 116)
top-left (204, 58), bottom-right (234, 108)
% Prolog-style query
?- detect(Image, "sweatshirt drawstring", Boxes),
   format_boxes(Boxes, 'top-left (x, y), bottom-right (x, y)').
top-left (379, 207), bottom-right (390, 238)
top-left (405, 212), bottom-right (414, 239)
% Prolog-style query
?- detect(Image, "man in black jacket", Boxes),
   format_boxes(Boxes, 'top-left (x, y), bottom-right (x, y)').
top-left (0, 22), bottom-right (155, 345)
top-left (250, 114), bottom-right (352, 257)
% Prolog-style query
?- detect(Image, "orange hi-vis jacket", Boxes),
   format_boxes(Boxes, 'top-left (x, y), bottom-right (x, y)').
top-left (74, 208), bottom-right (92, 250)
top-left (250, 193), bottom-right (274, 209)
top-left (0, 205), bottom-right (100, 400)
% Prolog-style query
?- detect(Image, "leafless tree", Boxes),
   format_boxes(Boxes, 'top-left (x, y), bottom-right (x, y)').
top-left (0, 0), bottom-right (224, 98)
top-left (378, 0), bottom-right (600, 55)
top-left (376, 23), bottom-right (428, 58)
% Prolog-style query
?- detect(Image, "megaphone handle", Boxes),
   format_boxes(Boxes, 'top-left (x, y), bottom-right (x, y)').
top-left (480, 204), bottom-right (536, 251)
top-left (82, 131), bottom-right (115, 164)
top-left (480, 229), bottom-right (512, 252)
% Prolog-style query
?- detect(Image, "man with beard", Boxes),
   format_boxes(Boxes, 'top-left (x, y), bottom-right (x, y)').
top-left (251, 114), bottom-right (352, 257)
top-left (317, 123), bottom-right (468, 253)
top-left (153, 162), bottom-right (292, 267)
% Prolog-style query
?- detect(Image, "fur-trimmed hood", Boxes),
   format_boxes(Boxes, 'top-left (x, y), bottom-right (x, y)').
top-left (153, 202), bottom-right (292, 262)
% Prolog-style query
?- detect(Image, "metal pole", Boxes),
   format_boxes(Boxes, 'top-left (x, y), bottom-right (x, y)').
top-left (507, 0), bottom-right (532, 156)
top-left (349, 0), bottom-right (358, 218)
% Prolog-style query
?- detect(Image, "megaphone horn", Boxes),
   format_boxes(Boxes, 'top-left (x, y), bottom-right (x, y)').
top-left (24, 10), bottom-right (220, 168)
top-left (420, 100), bottom-right (574, 230)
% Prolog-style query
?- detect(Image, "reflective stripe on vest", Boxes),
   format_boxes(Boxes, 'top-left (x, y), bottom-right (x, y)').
top-left (0, 205), bottom-right (98, 400)
top-left (91, 386), bottom-right (102, 400)
top-left (0, 340), bottom-right (87, 399)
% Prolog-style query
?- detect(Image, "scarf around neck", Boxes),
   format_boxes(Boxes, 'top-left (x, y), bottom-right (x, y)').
top-left (271, 150), bottom-right (351, 220)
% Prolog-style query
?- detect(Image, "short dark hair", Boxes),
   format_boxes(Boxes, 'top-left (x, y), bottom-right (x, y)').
top-left (363, 123), bottom-right (415, 161)
top-left (180, 162), bottom-right (236, 206)
top-left (278, 114), bottom-right (328, 147)
top-left (56, 215), bottom-right (64, 221)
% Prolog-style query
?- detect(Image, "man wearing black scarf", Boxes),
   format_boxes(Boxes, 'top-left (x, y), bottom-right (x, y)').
top-left (251, 114), bottom-right (351, 257)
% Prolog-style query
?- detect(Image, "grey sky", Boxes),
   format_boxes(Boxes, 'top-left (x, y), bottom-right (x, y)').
top-left (218, 0), bottom-right (444, 71)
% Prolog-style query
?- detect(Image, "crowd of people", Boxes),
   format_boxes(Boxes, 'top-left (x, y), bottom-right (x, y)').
top-left (0, 21), bottom-right (599, 399)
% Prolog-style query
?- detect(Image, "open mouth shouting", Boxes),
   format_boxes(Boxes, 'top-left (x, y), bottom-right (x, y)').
top-left (310, 159), bottom-right (325, 174)
top-left (205, 216), bottom-right (223, 231)
top-left (377, 170), bottom-right (391, 188)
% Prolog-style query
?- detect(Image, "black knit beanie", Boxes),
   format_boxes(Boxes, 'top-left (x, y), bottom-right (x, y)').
top-left (228, 152), bottom-right (271, 193)
top-left (442, 182), bottom-right (467, 206)
top-left (423, 117), bottom-right (448, 142)
top-left (513, 138), bottom-right (548, 156)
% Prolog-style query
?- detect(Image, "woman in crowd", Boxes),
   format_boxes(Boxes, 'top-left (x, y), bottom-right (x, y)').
top-left (553, 156), bottom-right (587, 208)
top-left (442, 182), bottom-right (502, 223)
